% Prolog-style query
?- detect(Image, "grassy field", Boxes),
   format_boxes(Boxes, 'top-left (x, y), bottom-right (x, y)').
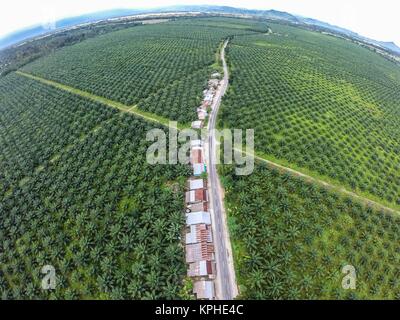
top-left (220, 22), bottom-right (400, 208)
top-left (221, 162), bottom-right (400, 299)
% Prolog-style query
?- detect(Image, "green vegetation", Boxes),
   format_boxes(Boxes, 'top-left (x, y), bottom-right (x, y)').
top-left (0, 17), bottom-right (269, 300)
top-left (0, 20), bottom-right (142, 76)
top-left (22, 20), bottom-right (267, 123)
top-left (2, 15), bottom-right (399, 301)
top-left (220, 23), bottom-right (400, 207)
top-left (16, 71), bottom-right (181, 129)
top-left (221, 162), bottom-right (400, 299)
top-left (0, 109), bottom-right (191, 299)
top-left (0, 73), bottom-right (117, 193)
top-left (169, 16), bottom-right (270, 33)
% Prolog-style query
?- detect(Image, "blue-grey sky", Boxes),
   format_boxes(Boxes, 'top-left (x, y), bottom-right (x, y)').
top-left (1, 0), bottom-right (399, 45)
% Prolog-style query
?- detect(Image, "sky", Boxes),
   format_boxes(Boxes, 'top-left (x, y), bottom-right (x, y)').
top-left (1, 0), bottom-right (399, 45)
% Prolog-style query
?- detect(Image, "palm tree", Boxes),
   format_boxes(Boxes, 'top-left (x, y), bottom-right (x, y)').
top-left (268, 278), bottom-right (284, 299)
top-left (248, 270), bottom-right (266, 291)
top-left (127, 280), bottom-right (141, 299)
top-left (287, 286), bottom-right (301, 300)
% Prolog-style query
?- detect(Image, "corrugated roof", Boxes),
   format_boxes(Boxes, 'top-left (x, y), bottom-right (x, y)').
top-left (187, 260), bottom-right (213, 277)
top-left (193, 281), bottom-right (215, 300)
top-left (186, 211), bottom-right (211, 226)
top-left (189, 179), bottom-right (204, 190)
top-left (191, 148), bottom-right (204, 164)
top-left (187, 202), bottom-right (208, 213)
top-left (186, 243), bottom-right (214, 262)
top-left (186, 189), bottom-right (207, 204)
top-left (185, 223), bottom-right (213, 244)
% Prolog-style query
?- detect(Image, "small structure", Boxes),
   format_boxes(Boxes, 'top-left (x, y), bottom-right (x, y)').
top-left (188, 179), bottom-right (205, 190)
top-left (186, 243), bottom-right (215, 262)
top-left (185, 189), bottom-right (208, 204)
top-left (191, 120), bottom-right (203, 129)
top-left (211, 72), bottom-right (221, 79)
top-left (191, 147), bottom-right (204, 165)
top-left (186, 211), bottom-right (211, 226)
top-left (186, 223), bottom-right (213, 244)
top-left (188, 260), bottom-right (215, 278)
top-left (201, 100), bottom-right (211, 109)
top-left (193, 281), bottom-right (215, 300)
top-left (208, 79), bottom-right (219, 89)
top-left (187, 202), bottom-right (208, 213)
top-left (204, 92), bottom-right (214, 103)
top-left (197, 109), bottom-right (208, 120)
top-left (191, 140), bottom-right (203, 148)
top-left (193, 163), bottom-right (206, 176)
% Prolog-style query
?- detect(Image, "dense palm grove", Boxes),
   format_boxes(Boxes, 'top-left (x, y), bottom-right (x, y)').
top-left (22, 19), bottom-right (267, 123)
top-left (1, 16), bottom-right (400, 300)
top-left (0, 74), bottom-right (117, 194)
top-left (0, 109), bottom-right (191, 299)
top-left (220, 23), bottom-right (400, 208)
top-left (221, 163), bottom-right (400, 299)
top-left (0, 17), bottom-right (268, 300)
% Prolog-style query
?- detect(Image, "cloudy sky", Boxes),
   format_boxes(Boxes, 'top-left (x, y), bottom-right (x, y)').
top-left (1, 0), bottom-right (399, 45)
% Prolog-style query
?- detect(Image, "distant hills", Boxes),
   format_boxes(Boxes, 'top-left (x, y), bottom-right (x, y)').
top-left (1, 5), bottom-right (399, 55)
top-left (297, 16), bottom-right (400, 55)
top-left (0, 8), bottom-right (144, 49)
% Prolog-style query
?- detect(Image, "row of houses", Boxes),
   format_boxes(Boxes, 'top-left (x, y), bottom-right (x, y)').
top-left (186, 72), bottom-right (221, 300)
top-left (185, 144), bottom-right (215, 300)
top-left (191, 140), bottom-right (206, 176)
top-left (191, 73), bottom-right (221, 130)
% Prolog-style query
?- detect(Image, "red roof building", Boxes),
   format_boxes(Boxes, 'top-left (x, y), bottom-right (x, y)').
top-left (187, 202), bottom-right (208, 212)
top-left (188, 260), bottom-right (215, 278)
top-left (186, 243), bottom-right (215, 263)
top-left (185, 189), bottom-right (208, 204)
top-left (191, 148), bottom-right (204, 164)
top-left (186, 223), bottom-right (213, 244)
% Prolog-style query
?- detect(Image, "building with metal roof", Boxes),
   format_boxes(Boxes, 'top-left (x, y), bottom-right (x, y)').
top-left (186, 211), bottom-right (211, 226)
top-left (193, 281), bottom-right (215, 300)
